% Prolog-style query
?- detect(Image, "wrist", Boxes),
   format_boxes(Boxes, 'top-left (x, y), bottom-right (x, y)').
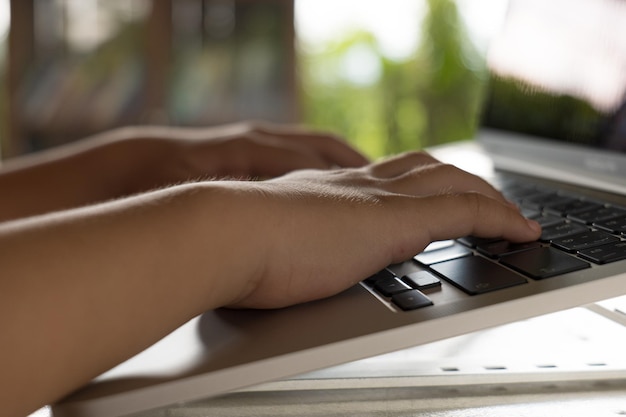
top-left (174, 182), bottom-right (272, 310)
top-left (89, 130), bottom-right (187, 197)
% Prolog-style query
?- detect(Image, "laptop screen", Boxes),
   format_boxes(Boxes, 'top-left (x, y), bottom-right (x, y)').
top-left (481, 0), bottom-right (626, 153)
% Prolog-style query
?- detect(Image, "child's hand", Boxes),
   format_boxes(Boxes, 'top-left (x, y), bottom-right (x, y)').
top-left (122, 121), bottom-right (369, 186)
top-left (224, 151), bottom-right (541, 308)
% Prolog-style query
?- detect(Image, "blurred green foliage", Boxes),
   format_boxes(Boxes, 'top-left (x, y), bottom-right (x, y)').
top-left (298, 0), bottom-right (487, 159)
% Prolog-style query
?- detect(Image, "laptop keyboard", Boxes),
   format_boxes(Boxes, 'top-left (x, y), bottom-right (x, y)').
top-left (363, 175), bottom-right (626, 312)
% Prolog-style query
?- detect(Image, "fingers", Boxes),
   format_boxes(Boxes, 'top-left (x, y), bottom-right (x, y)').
top-left (384, 163), bottom-right (507, 202)
top-left (186, 126), bottom-right (367, 178)
top-left (191, 122), bottom-right (369, 177)
top-left (237, 139), bottom-right (333, 177)
top-left (385, 193), bottom-right (540, 264)
top-left (367, 151), bottom-right (508, 203)
top-left (392, 193), bottom-right (541, 262)
top-left (417, 193), bottom-right (540, 242)
top-left (368, 151), bottom-right (439, 178)
top-left (362, 152), bottom-right (541, 257)
top-left (243, 122), bottom-right (370, 168)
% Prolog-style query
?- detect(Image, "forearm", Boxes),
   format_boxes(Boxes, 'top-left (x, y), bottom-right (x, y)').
top-left (0, 123), bottom-right (368, 222)
top-left (0, 129), bottom-right (183, 222)
top-left (0, 182), bottom-right (263, 416)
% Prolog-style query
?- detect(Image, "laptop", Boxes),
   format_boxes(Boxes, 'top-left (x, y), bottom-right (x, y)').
top-left (53, 0), bottom-right (626, 415)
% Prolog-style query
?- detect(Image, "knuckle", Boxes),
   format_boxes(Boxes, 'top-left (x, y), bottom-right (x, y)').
top-left (431, 163), bottom-right (462, 176)
top-left (406, 161), bottom-right (456, 182)
top-left (405, 150), bottom-right (425, 158)
top-left (405, 150), bottom-right (435, 162)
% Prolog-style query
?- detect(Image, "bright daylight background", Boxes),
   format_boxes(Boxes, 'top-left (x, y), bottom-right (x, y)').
top-left (0, 0), bottom-right (510, 159)
top-left (294, 0), bottom-right (510, 157)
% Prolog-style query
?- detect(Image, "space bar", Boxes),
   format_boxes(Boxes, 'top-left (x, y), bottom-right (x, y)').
top-left (430, 256), bottom-right (527, 295)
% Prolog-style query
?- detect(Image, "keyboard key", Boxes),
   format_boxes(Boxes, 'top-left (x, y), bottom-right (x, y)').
top-left (365, 268), bottom-right (396, 285)
top-left (545, 200), bottom-right (602, 216)
top-left (457, 236), bottom-right (499, 248)
top-left (430, 256), bottom-right (527, 295)
top-left (551, 230), bottom-right (619, 252)
top-left (568, 206), bottom-right (626, 224)
top-left (501, 183), bottom-right (540, 200)
top-left (374, 276), bottom-right (411, 297)
top-left (594, 216), bottom-right (626, 235)
top-left (477, 240), bottom-right (542, 258)
top-left (422, 240), bottom-right (455, 251)
top-left (414, 242), bottom-right (472, 265)
top-left (527, 194), bottom-right (580, 212)
top-left (540, 222), bottom-right (589, 241)
top-left (578, 241), bottom-right (626, 264)
top-left (529, 213), bottom-right (566, 228)
top-left (500, 247), bottom-right (590, 279)
top-left (522, 192), bottom-right (564, 210)
top-left (392, 290), bottom-right (433, 311)
top-left (402, 271), bottom-right (442, 290)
